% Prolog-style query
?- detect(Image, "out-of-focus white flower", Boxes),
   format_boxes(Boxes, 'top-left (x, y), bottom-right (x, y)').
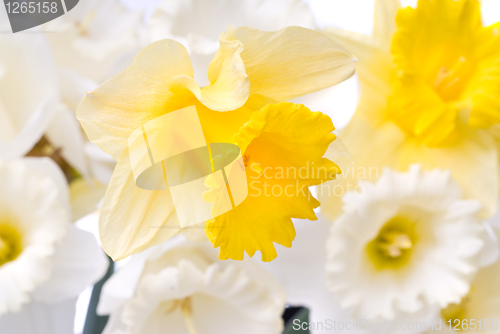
top-left (99, 238), bottom-right (286, 334)
top-left (0, 298), bottom-right (79, 334)
top-left (0, 32), bottom-right (109, 185)
top-left (148, 0), bottom-right (314, 85)
top-left (43, 68), bottom-right (95, 179)
top-left (433, 232), bottom-right (500, 334)
top-left (326, 165), bottom-right (498, 321)
top-left (150, 0), bottom-right (315, 46)
top-left (0, 158), bottom-right (108, 332)
top-left (262, 218), bottom-right (360, 334)
top-left (54, 67), bottom-right (116, 184)
top-left (45, 0), bottom-right (146, 84)
top-left (0, 34), bottom-right (59, 160)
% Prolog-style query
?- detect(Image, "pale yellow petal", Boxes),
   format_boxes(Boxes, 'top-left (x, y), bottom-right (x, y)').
top-left (489, 124), bottom-right (500, 189)
top-left (373, 0), bottom-right (401, 51)
top-left (77, 40), bottom-right (194, 160)
top-left (320, 115), bottom-right (499, 220)
top-left (231, 26), bottom-right (356, 102)
top-left (205, 32), bottom-right (250, 109)
top-left (169, 32), bottom-right (250, 111)
top-left (407, 129), bottom-right (499, 219)
top-left (318, 113), bottom-right (405, 221)
top-left (99, 148), bottom-right (180, 260)
top-left (322, 28), bottom-right (393, 123)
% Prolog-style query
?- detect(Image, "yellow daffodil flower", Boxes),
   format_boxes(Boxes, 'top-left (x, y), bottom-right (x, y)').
top-left (319, 0), bottom-right (500, 220)
top-left (77, 26), bottom-right (356, 261)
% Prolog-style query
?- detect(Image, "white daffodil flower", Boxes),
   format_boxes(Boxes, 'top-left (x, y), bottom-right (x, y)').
top-left (326, 165), bottom-right (499, 322)
top-left (44, 0), bottom-right (146, 84)
top-left (261, 218), bottom-right (360, 334)
top-left (0, 32), bottom-right (106, 182)
top-left (98, 238), bottom-right (286, 334)
top-left (0, 158), bottom-right (108, 333)
top-left (0, 32), bottom-right (112, 221)
top-left (432, 231), bottom-right (500, 334)
top-left (0, 34), bottom-right (59, 160)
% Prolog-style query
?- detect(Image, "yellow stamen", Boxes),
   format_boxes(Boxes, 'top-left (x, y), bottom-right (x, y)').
top-left (384, 233), bottom-right (413, 258)
top-left (165, 298), bottom-right (198, 334)
top-left (180, 298), bottom-right (198, 334)
top-left (75, 11), bottom-right (96, 37)
top-left (366, 216), bottom-right (417, 270)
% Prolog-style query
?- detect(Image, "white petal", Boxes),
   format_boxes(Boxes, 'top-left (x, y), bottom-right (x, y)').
top-left (151, 0), bottom-right (315, 43)
top-left (0, 97), bottom-right (58, 160)
top-left (84, 142), bottom-right (116, 184)
top-left (102, 240), bottom-right (285, 334)
top-left (46, 0), bottom-right (142, 83)
top-left (97, 256), bottom-right (146, 315)
top-left (261, 218), bottom-right (355, 328)
top-left (31, 226), bottom-right (108, 304)
top-left (0, 159), bottom-right (69, 315)
top-left (0, 298), bottom-right (76, 334)
top-left (58, 68), bottom-right (98, 111)
top-left (22, 157), bottom-right (70, 211)
top-left (46, 106), bottom-right (90, 177)
top-left (476, 221), bottom-right (500, 268)
top-left (325, 166), bottom-right (487, 321)
top-left (0, 34), bottom-right (59, 159)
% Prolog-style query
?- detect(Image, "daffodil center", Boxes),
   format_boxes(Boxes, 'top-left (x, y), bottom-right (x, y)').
top-left (0, 224), bottom-right (23, 266)
top-left (431, 54), bottom-right (474, 103)
top-left (366, 216), bottom-right (417, 270)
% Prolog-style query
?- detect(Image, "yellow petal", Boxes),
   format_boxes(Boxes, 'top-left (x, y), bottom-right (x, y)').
top-left (463, 22), bottom-right (500, 128)
top-left (389, 0), bottom-right (497, 145)
top-left (77, 40), bottom-right (194, 160)
top-left (388, 80), bottom-right (459, 147)
top-left (232, 26), bottom-right (356, 102)
top-left (205, 102), bottom-right (341, 262)
top-left (99, 148), bottom-right (180, 260)
top-left (373, 0), bottom-right (401, 51)
top-left (392, 0), bottom-right (481, 89)
top-left (169, 32), bottom-right (250, 111)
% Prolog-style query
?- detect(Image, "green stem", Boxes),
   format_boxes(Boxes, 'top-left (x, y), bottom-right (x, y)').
top-left (83, 255), bottom-right (114, 334)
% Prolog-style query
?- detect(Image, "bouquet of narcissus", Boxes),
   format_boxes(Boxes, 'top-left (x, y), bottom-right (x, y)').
top-left (4, 0), bottom-right (500, 333)
top-left (77, 26), bottom-right (356, 262)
